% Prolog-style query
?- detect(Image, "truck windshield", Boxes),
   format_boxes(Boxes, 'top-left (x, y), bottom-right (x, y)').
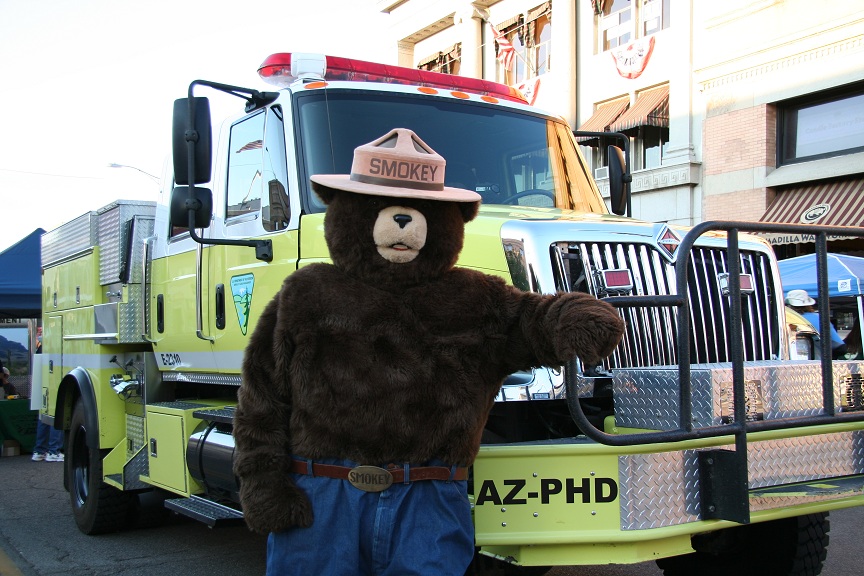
top-left (295, 90), bottom-right (607, 214)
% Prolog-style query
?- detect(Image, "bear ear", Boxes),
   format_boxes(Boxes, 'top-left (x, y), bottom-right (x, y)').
top-left (458, 200), bottom-right (481, 223)
top-left (311, 181), bottom-right (338, 205)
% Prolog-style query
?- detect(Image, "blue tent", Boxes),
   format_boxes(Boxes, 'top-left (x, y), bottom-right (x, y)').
top-left (0, 229), bottom-right (44, 318)
top-left (779, 253), bottom-right (864, 354)
top-left (778, 253), bottom-right (864, 299)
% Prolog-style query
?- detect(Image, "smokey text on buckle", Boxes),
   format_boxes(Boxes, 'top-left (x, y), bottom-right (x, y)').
top-left (347, 465), bottom-right (394, 492)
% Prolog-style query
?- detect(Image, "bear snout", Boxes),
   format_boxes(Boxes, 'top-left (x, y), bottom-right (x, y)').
top-left (374, 205), bottom-right (428, 264)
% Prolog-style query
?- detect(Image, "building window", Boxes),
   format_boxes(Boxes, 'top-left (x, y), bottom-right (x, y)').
top-left (641, 0), bottom-right (670, 36)
top-left (597, 0), bottom-right (670, 53)
top-left (632, 125), bottom-right (668, 170)
top-left (576, 96), bottom-right (630, 178)
top-left (417, 44), bottom-right (462, 75)
top-left (610, 85), bottom-right (669, 171)
top-left (778, 83), bottom-right (864, 166)
top-left (578, 86), bottom-right (669, 175)
top-left (494, 15), bottom-right (526, 85)
top-left (533, 14), bottom-right (552, 76)
top-left (495, 3), bottom-right (552, 85)
top-left (599, 0), bottom-right (631, 51)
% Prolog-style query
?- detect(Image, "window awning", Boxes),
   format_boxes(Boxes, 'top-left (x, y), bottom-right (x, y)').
top-left (760, 178), bottom-right (864, 245)
top-left (417, 52), bottom-right (440, 68)
top-left (416, 44), bottom-right (461, 71)
top-left (576, 97), bottom-right (629, 142)
top-left (525, 2), bottom-right (551, 47)
top-left (609, 85), bottom-right (669, 132)
top-left (496, 14), bottom-right (522, 32)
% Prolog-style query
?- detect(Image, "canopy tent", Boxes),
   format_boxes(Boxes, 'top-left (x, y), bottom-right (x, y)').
top-left (779, 253), bottom-right (864, 356)
top-left (778, 253), bottom-right (864, 298)
top-left (0, 229), bottom-right (44, 318)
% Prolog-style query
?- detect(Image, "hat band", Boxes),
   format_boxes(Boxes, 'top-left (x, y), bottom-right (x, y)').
top-left (351, 173), bottom-right (444, 192)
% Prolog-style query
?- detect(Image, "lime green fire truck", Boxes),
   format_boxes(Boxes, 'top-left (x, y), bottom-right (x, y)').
top-left (39, 53), bottom-right (864, 574)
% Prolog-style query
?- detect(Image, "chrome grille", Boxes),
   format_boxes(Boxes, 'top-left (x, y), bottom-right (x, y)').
top-left (553, 242), bottom-right (779, 368)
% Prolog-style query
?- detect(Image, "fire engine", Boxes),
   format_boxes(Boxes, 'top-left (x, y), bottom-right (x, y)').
top-left (38, 53), bottom-right (864, 575)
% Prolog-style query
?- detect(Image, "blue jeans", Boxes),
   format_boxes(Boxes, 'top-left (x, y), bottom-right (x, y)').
top-left (267, 458), bottom-right (474, 575)
top-left (34, 419), bottom-right (63, 454)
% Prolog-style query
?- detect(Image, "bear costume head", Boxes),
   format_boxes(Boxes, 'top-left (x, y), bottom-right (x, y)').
top-left (310, 128), bottom-right (481, 289)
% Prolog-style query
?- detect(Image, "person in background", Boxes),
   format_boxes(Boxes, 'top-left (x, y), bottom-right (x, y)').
top-left (32, 327), bottom-right (64, 462)
top-left (1, 367), bottom-right (18, 396)
top-left (786, 289), bottom-right (848, 359)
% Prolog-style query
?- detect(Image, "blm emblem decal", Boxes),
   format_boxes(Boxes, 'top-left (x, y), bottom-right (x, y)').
top-left (231, 273), bottom-right (255, 335)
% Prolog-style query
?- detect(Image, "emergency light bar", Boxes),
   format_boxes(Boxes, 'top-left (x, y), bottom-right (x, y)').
top-left (258, 53), bottom-right (527, 104)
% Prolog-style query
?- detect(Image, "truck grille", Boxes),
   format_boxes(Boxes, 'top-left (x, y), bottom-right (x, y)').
top-left (554, 242), bottom-right (780, 368)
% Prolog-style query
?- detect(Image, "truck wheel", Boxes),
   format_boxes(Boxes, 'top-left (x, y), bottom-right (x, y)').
top-left (68, 398), bottom-right (134, 534)
top-left (656, 512), bottom-right (829, 576)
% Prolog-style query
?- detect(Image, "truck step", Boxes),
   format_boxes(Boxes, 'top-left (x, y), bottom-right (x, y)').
top-left (164, 495), bottom-right (244, 527)
top-left (192, 406), bottom-right (235, 424)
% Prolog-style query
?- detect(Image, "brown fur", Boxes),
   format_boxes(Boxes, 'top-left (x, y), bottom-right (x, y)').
top-left (233, 187), bottom-right (624, 534)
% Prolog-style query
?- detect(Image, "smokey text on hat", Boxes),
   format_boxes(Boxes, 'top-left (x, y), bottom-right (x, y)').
top-left (369, 158), bottom-right (439, 183)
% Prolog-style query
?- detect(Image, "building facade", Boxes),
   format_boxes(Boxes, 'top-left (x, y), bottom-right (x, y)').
top-left (376, 0), bottom-right (864, 248)
top-left (694, 1), bottom-right (864, 256)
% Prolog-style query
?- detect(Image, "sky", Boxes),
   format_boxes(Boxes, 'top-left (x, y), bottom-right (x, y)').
top-left (0, 0), bottom-right (392, 253)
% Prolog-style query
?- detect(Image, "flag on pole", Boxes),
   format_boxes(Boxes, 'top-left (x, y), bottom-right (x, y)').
top-left (491, 25), bottom-right (515, 70)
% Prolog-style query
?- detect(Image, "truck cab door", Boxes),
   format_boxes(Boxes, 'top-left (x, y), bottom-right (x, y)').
top-left (149, 205), bottom-right (218, 374)
top-left (205, 105), bottom-right (299, 373)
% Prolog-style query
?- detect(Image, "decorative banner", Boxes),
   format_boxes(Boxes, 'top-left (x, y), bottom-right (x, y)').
top-left (516, 76), bottom-right (542, 105)
top-left (611, 36), bottom-right (655, 79)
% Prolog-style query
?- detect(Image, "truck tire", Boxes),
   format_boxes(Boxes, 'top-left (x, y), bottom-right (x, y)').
top-left (656, 512), bottom-right (830, 576)
top-left (68, 398), bottom-right (134, 534)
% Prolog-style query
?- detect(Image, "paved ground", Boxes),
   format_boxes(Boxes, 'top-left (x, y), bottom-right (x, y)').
top-left (0, 452), bottom-right (861, 575)
top-left (0, 453), bottom-right (267, 576)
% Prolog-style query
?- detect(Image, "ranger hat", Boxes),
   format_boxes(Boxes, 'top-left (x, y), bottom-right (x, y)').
top-left (785, 289), bottom-right (816, 307)
top-left (310, 128), bottom-right (481, 203)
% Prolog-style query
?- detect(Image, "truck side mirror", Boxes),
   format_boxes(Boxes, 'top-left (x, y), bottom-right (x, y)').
top-left (172, 97), bottom-right (212, 185)
top-left (607, 145), bottom-right (628, 216)
top-left (170, 186), bottom-right (213, 229)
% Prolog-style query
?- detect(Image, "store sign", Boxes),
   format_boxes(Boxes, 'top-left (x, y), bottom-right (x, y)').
top-left (762, 233), bottom-right (854, 246)
top-left (800, 203), bottom-right (831, 223)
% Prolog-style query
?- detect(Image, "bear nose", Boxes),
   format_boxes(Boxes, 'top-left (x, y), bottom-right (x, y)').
top-left (393, 214), bottom-right (413, 229)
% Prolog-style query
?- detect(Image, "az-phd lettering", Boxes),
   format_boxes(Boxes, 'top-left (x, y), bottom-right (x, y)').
top-left (475, 476), bottom-right (618, 506)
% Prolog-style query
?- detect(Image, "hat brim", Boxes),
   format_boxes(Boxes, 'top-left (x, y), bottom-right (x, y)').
top-left (311, 174), bottom-right (481, 203)
top-left (787, 297), bottom-right (816, 306)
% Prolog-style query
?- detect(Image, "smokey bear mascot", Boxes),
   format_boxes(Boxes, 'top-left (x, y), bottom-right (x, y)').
top-left (233, 128), bottom-right (625, 575)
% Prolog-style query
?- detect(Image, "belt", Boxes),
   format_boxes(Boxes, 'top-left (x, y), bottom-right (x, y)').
top-left (290, 459), bottom-right (469, 492)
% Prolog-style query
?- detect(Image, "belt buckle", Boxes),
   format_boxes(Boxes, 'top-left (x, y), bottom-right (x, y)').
top-left (347, 465), bottom-right (393, 492)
